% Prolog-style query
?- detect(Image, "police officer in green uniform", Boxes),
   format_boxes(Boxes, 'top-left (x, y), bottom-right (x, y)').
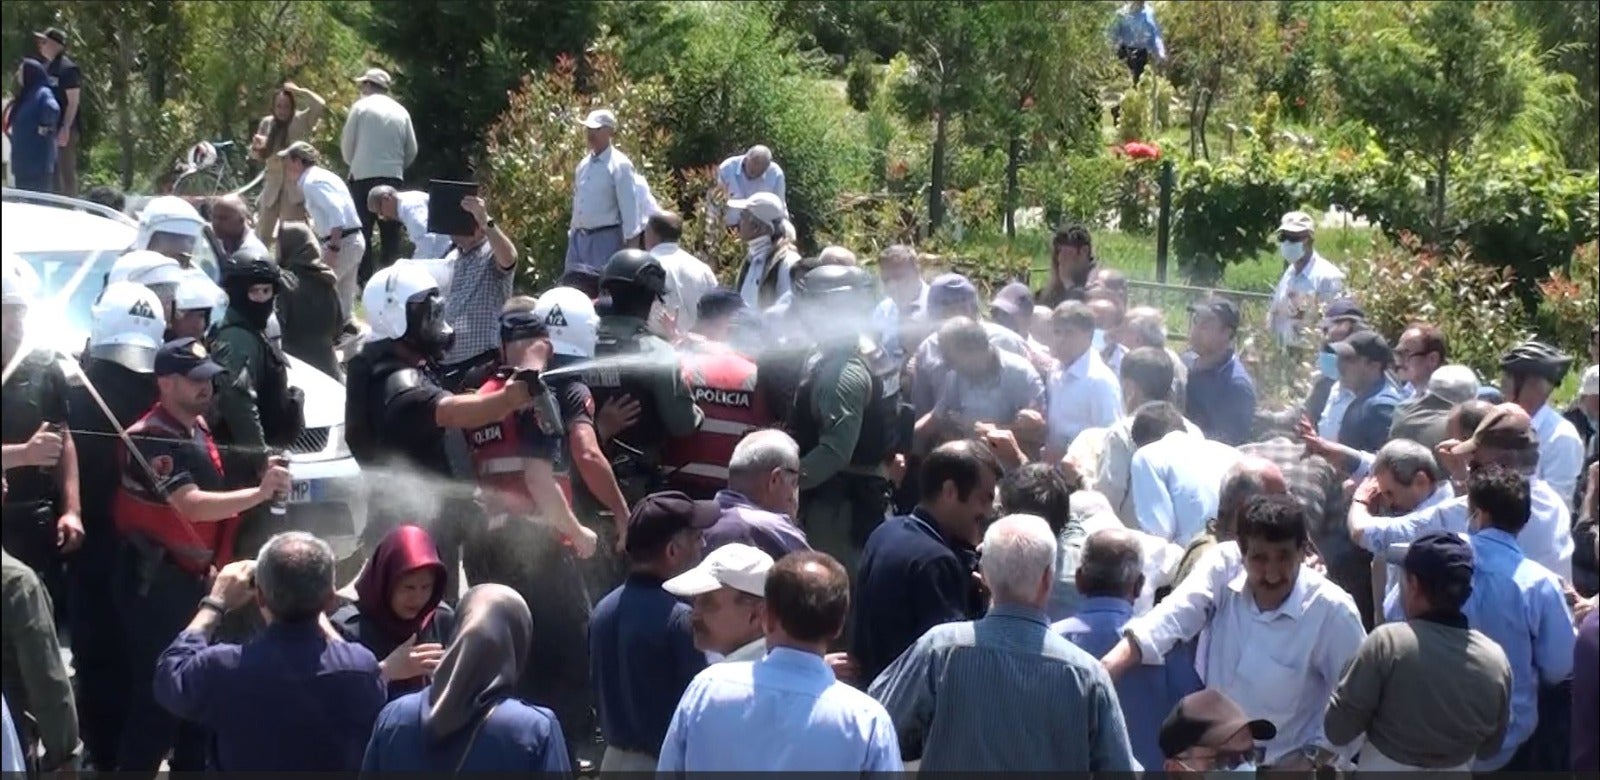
top-left (208, 246), bottom-right (304, 559)
top-left (575, 249), bottom-right (701, 595)
top-left (787, 265), bottom-right (905, 576)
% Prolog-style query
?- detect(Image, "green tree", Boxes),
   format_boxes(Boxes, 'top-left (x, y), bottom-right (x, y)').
top-left (1159, 0), bottom-right (1278, 161)
top-left (1512, 0), bottom-right (1600, 169)
top-left (352, 0), bottom-right (602, 180)
top-left (1327, 1), bottom-right (1572, 234)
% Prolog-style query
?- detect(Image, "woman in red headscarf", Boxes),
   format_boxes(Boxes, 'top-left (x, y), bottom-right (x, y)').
top-left (332, 524), bottom-right (455, 699)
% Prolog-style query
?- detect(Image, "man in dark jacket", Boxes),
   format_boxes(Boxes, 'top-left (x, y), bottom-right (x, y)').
top-left (8, 59), bottom-right (60, 192)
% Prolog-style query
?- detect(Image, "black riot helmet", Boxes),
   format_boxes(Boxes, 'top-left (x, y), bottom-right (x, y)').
top-left (796, 264), bottom-right (875, 302)
top-left (404, 288), bottom-right (455, 362)
top-left (218, 245), bottom-right (287, 330)
top-left (600, 248), bottom-right (667, 319)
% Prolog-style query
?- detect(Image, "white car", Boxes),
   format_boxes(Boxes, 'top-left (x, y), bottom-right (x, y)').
top-left (1, 187), bottom-right (367, 561)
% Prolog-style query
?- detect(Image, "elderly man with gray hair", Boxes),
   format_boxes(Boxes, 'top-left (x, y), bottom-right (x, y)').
top-left (717, 144), bottom-right (786, 226)
top-left (366, 184), bottom-right (452, 260)
top-left (704, 429), bottom-right (811, 560)
top-left (1119, 306), bottom-right (1187, 401)
top-left (152, 532), bottom-right (386, 771)
top-left (870, 514), bottom-right (1137, 772)
top-left (1358, 439), bottom-right (1454, 624)
top-left (1057, 527), bottom-right (1202, 770)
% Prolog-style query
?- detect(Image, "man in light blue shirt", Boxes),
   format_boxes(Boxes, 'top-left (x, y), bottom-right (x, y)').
top-left (1456, 465), bottom-right (1575, 771)
top-left (1056, 528), bottom-right (1201, 771)
top-left (658, 551), bottom-right (901, 772)
top-left (717, 145), bottom-right (786, 226)
top-left (870, 244), bottom-right (929, 366)
top-left (1128, 401), bottom-right (1242, 545)
top-left (1109, 1), bottom-right (1167, 83)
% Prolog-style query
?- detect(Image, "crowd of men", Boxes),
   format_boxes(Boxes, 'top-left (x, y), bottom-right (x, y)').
top-left (4, 62), bottom-right (1600, 775)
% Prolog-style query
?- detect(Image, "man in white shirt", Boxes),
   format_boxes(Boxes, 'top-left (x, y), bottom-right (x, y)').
top-left (1102, 494), bottom-right (1367, 769)
top-left (717, 145), bottom-right (786, 226)
top-left (278, 141), bottom-right (363, 333)
top-left (340, 68), bottom-right (417, 283)
top-left (1268, 211), bottom-right (1345, 345)
top-left (663, 542), bottom-right (773, 664)
top-left (871, 245), bottom-right (929, 366)
top-left (1096, 347), bottom-right (1202, 525)
top-left (1128, 402), bottom-right (1242, 545)
top-left (365, 185), bottom-right (452, 260)
top-left (566, 109), bottom-right (639, 273)
top-left (1498, 340), bottom-right (1584, 510)
top-left (1044, 301), bottom-right (1123, 458)
top-left (644, 211), bottom-right (717, 335)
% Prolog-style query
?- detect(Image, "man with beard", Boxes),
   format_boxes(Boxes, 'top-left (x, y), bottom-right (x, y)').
top-left (209, 247), bottom-right (303, 559)
top-left (112, 338), bottom-right (290, 772)
top-left (64, 282), bottom-right (165, 770)
top-left (912, 316), bottom-right (1044, 454)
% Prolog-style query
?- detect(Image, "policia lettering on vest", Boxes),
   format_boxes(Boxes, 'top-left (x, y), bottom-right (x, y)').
top-left (783, 265), bottom-right (909, 578)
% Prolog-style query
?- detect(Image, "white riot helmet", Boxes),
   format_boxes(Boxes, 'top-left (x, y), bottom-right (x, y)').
top-left (361, 263), bottom-right (454, 360)
top-left (109, 250), bottom-right (187, 287)
top-left (135, 195), bottom-right (206, 258)
top-left (175, 270), bottom-right (226, 333)
top-left (89, 282), bottom-right (167, 373)
top-left (2, 253), bottom-right (41, 307)
top-left (534, 286), bottom-right (599, 359)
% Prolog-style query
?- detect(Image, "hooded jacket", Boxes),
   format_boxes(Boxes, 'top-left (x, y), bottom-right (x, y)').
top-left (274, 222), bottom-right (343, 378)
top-left (9, 59), bottom-right (60, 178)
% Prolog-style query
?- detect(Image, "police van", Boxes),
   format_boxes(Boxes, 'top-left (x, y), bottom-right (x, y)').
top-left (1, 187), bottom-right (367, 563)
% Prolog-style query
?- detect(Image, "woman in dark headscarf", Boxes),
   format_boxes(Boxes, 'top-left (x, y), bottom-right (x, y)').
top-left (273, 220), bottom-right (343, 378)
top-left (333, 524), bottom-right (455, 700)
top-left (359, 584), bottom-right (571, 773)
top-left (8, 59), bottom-right (61, 192)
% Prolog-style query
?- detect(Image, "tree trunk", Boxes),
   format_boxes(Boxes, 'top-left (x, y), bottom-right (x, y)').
top-left (1198, 87), bottom-right (1215, 161)
top-left (1188, 88), bottom-right (1202, 159)
top-left (930, 110), bottom-right (948, 230)
top-left (115, 29), bottom-right (135, 190)
top-left (1004, 131), bottom-right (1021, 238)
top-left (1433, 146), bottom-right (1450, 242)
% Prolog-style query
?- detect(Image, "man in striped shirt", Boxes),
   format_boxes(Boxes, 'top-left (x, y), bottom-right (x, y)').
top-left (869, 514), bottom-right (1138, 771)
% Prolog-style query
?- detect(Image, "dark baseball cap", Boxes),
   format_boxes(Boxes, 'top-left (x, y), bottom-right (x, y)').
top-left (1402, 532), bottom-right (1475, 590)
top-left (1331, 330), bottom-right (1392, 365)
top-left (1449, 403), bottom-right (1536, 455)
top-left (33, 28), bottom-right (68, 48)
top-left (989, 282), bottom-right (1035, 317)
top-left (1160, 689), bottom-right (1277, 758)
top-left (927, 273), bottom-right (978, 313)
top-left (1318, 297), bottom-right (1366, 327)
top-left (154, 338), bottom-right (226, 381)
top-left (1188, 297), bottom-right (1240, 331)
top-left (624, 491), bottom-right (719, 557)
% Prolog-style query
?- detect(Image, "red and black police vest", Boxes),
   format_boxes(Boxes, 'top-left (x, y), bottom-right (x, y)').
top-left (113, 405), bottom-right (238, 577)
top-left (467, 374), bottom-right (573, 517)
top-left (662, 343), bottom-right (773, 497)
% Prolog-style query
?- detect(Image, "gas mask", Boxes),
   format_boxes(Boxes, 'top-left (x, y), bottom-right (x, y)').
top-left (403, 291), bottom-right (455, 361)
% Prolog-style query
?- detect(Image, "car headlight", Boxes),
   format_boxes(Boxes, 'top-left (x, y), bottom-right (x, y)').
top-left (328, 423), bottom-right (352, 458)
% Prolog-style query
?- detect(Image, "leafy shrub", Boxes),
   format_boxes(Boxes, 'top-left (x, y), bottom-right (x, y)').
top-left (1171, 150), bottom-right (1294, 283)
top-left (1534, 241), bottom-right (1599, 364)
top-left (1021, 149), bottom-right (1127, 230)
top-left (1444, 151), bottom-right (1600, 292)
top-left (845, 50), bottom-right (878, 112)
top-left (1346, 235), bottom-right (1529, 379)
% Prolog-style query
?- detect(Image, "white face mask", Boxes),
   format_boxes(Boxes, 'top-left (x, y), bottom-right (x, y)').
top-left (1279, 240), bottom-right (1306, 263)
top-left (887, 277), bottom-right (921, 306)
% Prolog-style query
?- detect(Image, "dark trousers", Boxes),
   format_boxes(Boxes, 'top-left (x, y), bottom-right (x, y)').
top-left (55, 127), bottom-right (79, 196)
top-left (1117, 45), bottom-right (1150, 85)
top-left (70, 530), bottom-right (128, 769)
top-left (112, 544), bottom-right (207, 773)
top-left (462, 514), bottom-right (594, 758)
top-left (350, 176), bottom-right (403, 289)
top-left (14, 170), bottom-right (55, 193)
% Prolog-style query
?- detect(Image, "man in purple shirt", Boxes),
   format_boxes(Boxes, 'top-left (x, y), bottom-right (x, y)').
top-left (153, 532), bottom-right (386, 772)
top-left (705, 429), bottom-right (810, 560)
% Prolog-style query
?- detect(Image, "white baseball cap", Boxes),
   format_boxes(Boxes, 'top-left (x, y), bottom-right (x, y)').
top-left (579, 109), bottom-right (617, 130)
top-left (726, 191), bottom-right (788, 225)
top-left (663, 543), bottom-right (774, 599)
top-left (1581, 364), bottom-right (1599, 397)
top-left (1278, 210), bottom-right (1315, 235)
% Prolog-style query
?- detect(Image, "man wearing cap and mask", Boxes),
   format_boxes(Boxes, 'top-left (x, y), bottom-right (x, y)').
top-left (567, 108), bottom-right (640, 273)
top-left (663, 542), bottom-right (774, 663)
top-left (1, 256), bottom-right (83, 622)
top-left (589, 491), bottom-right (717, 771)
top-left (728, 192), bottom-right (800, 310)
top-left (1268, 210), bottom-right (1345, 345)
top-left (1308, 330), bottom-right (1404, 454)
top-left (1159, 689), bottom-right (1276, 775)
top-left (1326, 532), bottom-right (1513, 770)
top-left (279, 141), bottom-right (365, 344)
top-left (341, 67), bottom-right (416, 281)
top-left (62, 282), bottom-right (165, 769)
top-left (1291, 297), bottom-right (1367, 432)
top-left (111, 337), bottom-right (291, 772)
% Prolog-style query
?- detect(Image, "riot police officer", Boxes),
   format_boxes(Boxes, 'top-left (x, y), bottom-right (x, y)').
top-left (786, 265), bottom-right (906, 576)
top-left (577, 249), bottom-right (701, 590)
top-left (344, 264), bottom-right (540, 595)
top-left (65, 281), bottom-right (165, 770)
top-left (104, 250), bottom-right (186, 335)
top-left (1, 256), bottom-right (83, 616)
top-left (209, 246), bottom-right (304, 559)
top-left (462, 296), bottom-right (598, 761)
top-left (134, 195), bottom-right (208, 267)
top-left (170, 271), bottom-right (226, 342)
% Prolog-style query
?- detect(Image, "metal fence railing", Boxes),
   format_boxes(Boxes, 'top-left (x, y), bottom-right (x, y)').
top-left (1125, 278), bottom-right (1274, 345)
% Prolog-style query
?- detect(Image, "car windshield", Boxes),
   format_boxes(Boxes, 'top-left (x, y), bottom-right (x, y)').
top-left (14, 238), bottom-right (222, 341)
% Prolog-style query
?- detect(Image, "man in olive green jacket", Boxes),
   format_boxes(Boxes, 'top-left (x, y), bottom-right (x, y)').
top-left (2, 546), bottom-right (80, 772)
